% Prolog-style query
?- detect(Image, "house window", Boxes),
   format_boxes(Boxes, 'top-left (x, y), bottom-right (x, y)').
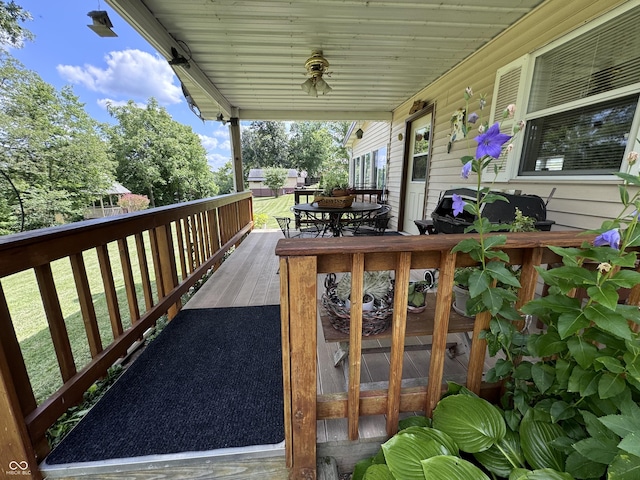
top-left (374, 146), bottom-right (387, 189)
top-left (411, 126), bottom-right (430, 181)
top-left (518, 5), bottom-right (640, 176)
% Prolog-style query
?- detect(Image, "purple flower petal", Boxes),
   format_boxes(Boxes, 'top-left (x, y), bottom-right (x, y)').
top-left (474, 122), bottom-right (512, 159)
top-left (467, 112), bottom-right (479, 124)
top-left (594, 229), bottom-right (621, 250)
top-left (461, 161), bottom-right (472, 179)
top-left (452, 194), bottom-right (465, 217)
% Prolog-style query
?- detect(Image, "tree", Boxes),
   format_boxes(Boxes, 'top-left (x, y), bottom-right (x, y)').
top-left (107, 99), bottom-right (218, 207)
top-left (0, 54), bottom-right (114, 231)
top-left (263, 167), bottom-right (287, 197)
top-left (212, 160), bottom-right (235, 194)
top-left (0, 1), bottom-right (33, 48)
top-left (241, 121), bottom-right (289, 174)
top-left (287, 122), bottom-right (333, 177)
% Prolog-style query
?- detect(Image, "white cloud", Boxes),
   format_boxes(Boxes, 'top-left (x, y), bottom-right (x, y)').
top-left (57, 49), bottom-right (182, 106)
top-left (207, 153), bottom-right (229, 171)
top-left (219, 140), bottom-right (231, 152)
top-left (198, 133), bottom-right (219, 151)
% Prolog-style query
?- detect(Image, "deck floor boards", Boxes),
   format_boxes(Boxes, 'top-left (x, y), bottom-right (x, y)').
top-left (188, 230), bottom-right (489, 452)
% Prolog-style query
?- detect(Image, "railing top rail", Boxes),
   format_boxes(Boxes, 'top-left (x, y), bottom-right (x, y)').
top-left (275, 230), bottom-right (592, 257)
top-left (0, 192), bottom-right (251, 277)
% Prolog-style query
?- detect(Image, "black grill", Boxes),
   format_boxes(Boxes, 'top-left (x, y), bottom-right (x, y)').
top-left (430, 188), bottom-right (554, 234)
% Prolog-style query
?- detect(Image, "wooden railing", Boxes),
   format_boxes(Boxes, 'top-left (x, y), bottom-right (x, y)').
top-left (276, 230), bottom-right (619, 479)
top-left (0, 192), bottom-right (253, 479)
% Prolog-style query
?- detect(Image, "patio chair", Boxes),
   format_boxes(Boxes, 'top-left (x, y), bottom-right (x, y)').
top-left (351, 204), bottom-right (392, 236)
top-left (275, 216), bottom-right (303, 238)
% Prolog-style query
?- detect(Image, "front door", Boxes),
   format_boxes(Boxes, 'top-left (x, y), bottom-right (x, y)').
top-left (402, 111), bottom-right (432, 234)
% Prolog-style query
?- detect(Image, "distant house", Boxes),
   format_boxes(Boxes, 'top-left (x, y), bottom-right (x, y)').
top-left (85, 181), bottom-right (132, 219)
top-left (247, 168), bottom-right (305, 197)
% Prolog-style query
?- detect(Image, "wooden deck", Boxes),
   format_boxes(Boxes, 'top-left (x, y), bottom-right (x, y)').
top-left (189, 229), bottom-right (487, 473)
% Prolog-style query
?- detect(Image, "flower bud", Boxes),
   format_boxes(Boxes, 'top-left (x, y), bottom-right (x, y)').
top-left (597, 262), bottom-right (612, 274)
top-left (628, 151), bottom-right (639, 165)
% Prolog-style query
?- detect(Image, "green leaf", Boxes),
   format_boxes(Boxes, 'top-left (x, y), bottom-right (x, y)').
top-left (362, 464), bottom-right (394, 480)
top-left (486, 261), bottom-right (521, 287)
top-left (521, 295), bottom-right (581, 315)
top-left (616, 171), bottom-right (640, 186)
top-left (420, 455), bottom-right (490, 480)
top-left (545, 266), bottom-right (597, 286)
top-left (531, 363), bottom-right (555, 394)
top-left (509, 469), bottom-right (575, 480)
top-left (432, 395), bottom-right (506, 453)
top-left (399, 416), bottom-right (431, 430)
top-left (481, 288), bottom-right (506, 315)
top-left (567, 336), bottom-right (598, 369)
top-left (382, 432), bottom-right (455, 480)
top-left (555, 359), bottom-right (572, 389)
top-left (598, 372), bottom-right (626, 399)
top-left (583, 304), bottom-right (633, 340)
top-left (353, 457), bottom-right (376, 480)
top-left (527, 331), bottom-right (566, 358)
top-left (573, 437), bottom-right (619, 465)
top-left (452, 238), bottom-right (482, 254)
top-left (483, 235), bottom-right (508, 250)
top-left (468, 268), bottom-right (491, 298)
top-left (610, 269), bottom-right (640, 288)
top-left (550, 401), bottom-right (575, 422)
top-left (595, 355), bottom-right (625, 374)
top-left (607, 452), bottom-right (640, 479)
top-left (565, 451), bottom-right (606, 479)
top-left (557, 311), bottom-right (591, 339)
top-left (586, 283), bottom-right (619, 311)
top-left (520, 417), bottom-right (567, 471)
top-left (397, 426), bottom-right (459, 457)
top-left (619, 432), bottom-right (640, 458)
top-left (474, 429), bottom-right (524, 478)
top-left (601, 413), bottom-right (640, 440)
top-left (620, 184), bottom-right (631, 205)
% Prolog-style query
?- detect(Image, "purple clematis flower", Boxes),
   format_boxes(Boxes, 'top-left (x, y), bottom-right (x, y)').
top-left (474, 122), bottom-right (511, 159)
top-left (452, 194), bottom-right (465, 217)
top-left (594, 228), bottom-right (621, 250)
top-left (461, 161), bottom-right (472, 179)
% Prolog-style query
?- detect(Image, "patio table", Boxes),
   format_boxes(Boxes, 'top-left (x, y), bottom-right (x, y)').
top-left (292, 201), bottom-right (382, 237)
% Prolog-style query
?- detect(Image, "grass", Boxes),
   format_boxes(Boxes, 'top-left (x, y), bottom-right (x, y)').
top-left (252, 193), bottom-right (297, 229)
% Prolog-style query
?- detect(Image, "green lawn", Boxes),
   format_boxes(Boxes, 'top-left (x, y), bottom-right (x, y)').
top-left (252, 193), bottom-right (297, 229)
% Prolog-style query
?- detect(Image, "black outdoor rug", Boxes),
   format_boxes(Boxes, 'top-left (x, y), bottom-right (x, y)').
top-left (46, 305), bottom-right (284, 465)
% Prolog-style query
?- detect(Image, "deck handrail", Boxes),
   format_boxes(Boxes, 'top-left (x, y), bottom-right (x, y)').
top-left (275, 230), bottom-right (624, 479)
top-left (0, 192), bottom-right (253, 478)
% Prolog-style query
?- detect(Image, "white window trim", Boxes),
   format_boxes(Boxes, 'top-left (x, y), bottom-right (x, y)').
top-left (497, 0), bottom-right (640, 182)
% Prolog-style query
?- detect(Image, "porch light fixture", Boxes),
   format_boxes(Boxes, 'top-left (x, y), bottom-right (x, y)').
top-left (356, 128), bottom-right (364, 139)
top-left (216, 113), bottom-right (227, 126)
top-left (301, 50), bottom-right (332, 97)
top-left (87, 10), bottom-right (117, 37)
top-left (168, 47), bottom-right (190, 68)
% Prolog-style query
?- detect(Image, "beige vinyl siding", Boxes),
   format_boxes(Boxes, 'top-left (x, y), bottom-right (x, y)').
top-left (387, 0), bottom-right (629, 232)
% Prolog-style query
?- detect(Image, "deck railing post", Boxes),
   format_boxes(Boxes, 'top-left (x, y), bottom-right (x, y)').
top-left (282, 255), bottom-right (318, 479)
top-left (0, 339), bottom-right (41, 479)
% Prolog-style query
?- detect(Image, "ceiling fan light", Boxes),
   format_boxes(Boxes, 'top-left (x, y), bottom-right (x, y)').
top-left (315, 77), bottom-right (332, 95)
top-left (301, 78), bottom-right (314, 94)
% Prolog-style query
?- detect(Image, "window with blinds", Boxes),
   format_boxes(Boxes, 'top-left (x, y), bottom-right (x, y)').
top-left (519, 5), bottom-right (640, 176)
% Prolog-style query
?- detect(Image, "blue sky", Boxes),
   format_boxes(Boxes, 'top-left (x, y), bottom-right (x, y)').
top-left (11, 0), bottom-right (232, 171)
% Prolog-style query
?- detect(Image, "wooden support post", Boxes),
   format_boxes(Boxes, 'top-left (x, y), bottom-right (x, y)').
top-left (230, 118), bottom-right (244, 193)
top-left (0, 338), bottom-right (41, 479)
top-left (284, 255), bottom-right (317, 479)
top-left (386, 251), bottom-right (411, 436)
top-left (425, 251), bottom-right (456, 416)
top-left (348, 254), bottom-right (365, 440)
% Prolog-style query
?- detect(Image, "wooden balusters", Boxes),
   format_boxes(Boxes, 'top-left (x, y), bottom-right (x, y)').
top-left (70, 253), bottom-right (103, 358)
top-left (135, 233), bottom-right (154, 310)
top-left (118, 237), bottom-right (140, 324)
top-left (96, 244), bottom-right (124, 338)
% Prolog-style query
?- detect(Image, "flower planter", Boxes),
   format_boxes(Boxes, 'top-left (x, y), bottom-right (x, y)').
top-left (452, 284), bottom-right (473, 317)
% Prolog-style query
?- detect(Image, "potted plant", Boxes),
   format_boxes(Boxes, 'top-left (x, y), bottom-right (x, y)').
top-left (336, 271), bottom-right (392, 309)
top-left (407, 280), bottom-right (432, 313)
top-left (319, 168), bottom-right (350, 197)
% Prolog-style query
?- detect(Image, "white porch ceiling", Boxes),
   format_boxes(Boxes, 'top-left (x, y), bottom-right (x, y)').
top-left (106, 0), bottom-right (545, 121)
